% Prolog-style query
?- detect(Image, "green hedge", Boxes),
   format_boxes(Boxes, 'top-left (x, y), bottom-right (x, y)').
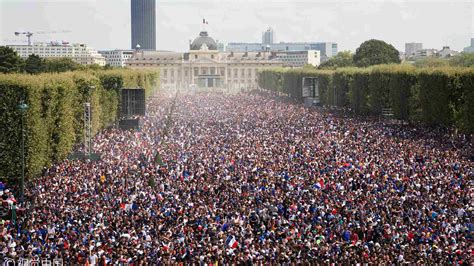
top-left (258, 68), bottom-right (334, 104)
top-left (0, 69), bottom-right (159, 181)
top-left (348, 69), bottom-right (370, 115)
top-left (315, 71), bottom-right (332, 106)
top-left (387, 66), bottom-right (418, 120)
top-left (257, 65), bottom-right (474, 133)
top-left (455, 70), bottom-right (474, 133)
top-left (258, 68), bottom-right (286, 94)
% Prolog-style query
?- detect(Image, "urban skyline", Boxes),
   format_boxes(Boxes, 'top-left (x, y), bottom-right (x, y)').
top-left (0, 0), bottom-right (472, 53)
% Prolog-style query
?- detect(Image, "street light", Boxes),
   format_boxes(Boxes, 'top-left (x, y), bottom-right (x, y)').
top-left (17, 101), bottom-right (29, 203)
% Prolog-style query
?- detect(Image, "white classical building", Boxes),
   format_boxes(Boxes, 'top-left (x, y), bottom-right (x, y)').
top-left (98, 50), bottom-right (134, 67)
top-left (8, 42), bottom-right (106, 66)
top-left (126, 31), bottom-right (283, 89)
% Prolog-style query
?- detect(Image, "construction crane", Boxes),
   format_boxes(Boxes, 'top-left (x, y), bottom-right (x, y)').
top-left (14, 30), bottom-right (71, 46)
top-left (2, 39), bottom-right (28, 44)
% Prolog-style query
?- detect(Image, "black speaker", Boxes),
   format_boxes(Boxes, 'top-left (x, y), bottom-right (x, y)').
top-left (120, 88), bottom-right (146, 117)
top-left (119, 118), bottom-right (141, 130)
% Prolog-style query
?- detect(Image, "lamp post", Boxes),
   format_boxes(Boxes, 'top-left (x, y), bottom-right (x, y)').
top-left (17, 101), bottom-right (29, 203)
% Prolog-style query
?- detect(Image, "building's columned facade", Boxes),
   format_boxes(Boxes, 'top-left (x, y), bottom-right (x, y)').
top-left (127, 31), bottom-right (283, 90)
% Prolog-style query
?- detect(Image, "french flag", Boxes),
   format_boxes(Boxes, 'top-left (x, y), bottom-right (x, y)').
top-left (226, 235), bottom-right (239, 249)
top-left (162, 242), bottom-right (170, 252)
top-left (314, 179), bottom-right (324, 189)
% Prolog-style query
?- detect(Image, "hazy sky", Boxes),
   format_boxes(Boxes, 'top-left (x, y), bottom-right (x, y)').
top-left (1, 0), bottom-right (472, 52)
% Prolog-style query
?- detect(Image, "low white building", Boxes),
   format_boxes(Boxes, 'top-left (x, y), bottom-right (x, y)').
top-left (413, 48), bottom-right (438, 59)
top-left (437, 46), bottom-right (459, 58)
top-left (8, 42), bottom-right (106, 66)
top-left (98, 50), bottom-right (134, 67)
top-left (274, 50), bottom-right (320, 67)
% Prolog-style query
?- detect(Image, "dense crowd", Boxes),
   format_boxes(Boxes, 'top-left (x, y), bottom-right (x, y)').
top-left (1, 91), bottom-right (473, 264)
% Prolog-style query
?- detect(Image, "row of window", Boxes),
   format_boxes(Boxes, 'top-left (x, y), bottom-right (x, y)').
top-left (161, 79), bottom-right (258, 84)
top-left (105, 58), bottom-right (128, 62)
top-left (102, 55), bottom-right (132, 59)
top-left (18, 52), bottom-right (91, 56)
top-left (135, 57), bottom-right (181, 61)
top-left (161, 68), bottom-right (258, 77)
top-left (281, 55), bottom-right (306, 58)
top-left (282, 58), bottom-right (307, 61)
top-left (131, 63), bottom-right (276, 69)
top-left (17, 47), bottom-right (88, 52)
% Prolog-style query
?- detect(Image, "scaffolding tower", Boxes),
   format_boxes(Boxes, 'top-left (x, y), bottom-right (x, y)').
top-left (84, 102), bottom-right (92, 157)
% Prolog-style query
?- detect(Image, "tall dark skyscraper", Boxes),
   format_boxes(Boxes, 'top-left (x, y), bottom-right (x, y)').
top-left (131, 0), bottom-right (156, 50)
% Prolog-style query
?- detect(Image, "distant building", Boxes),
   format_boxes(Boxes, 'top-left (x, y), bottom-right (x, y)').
top-left (216, 41), bottom-right (225, 52)
top-left (413, 48), bottom-right (438, 59)
top-left (262, 28), bottom-right (274, 45)
top-left (99, 50), bottom-right (134, 67)
top-left (127, 30), bottom-right (283, 90)
top-left (225, 28), bottom-right (336, 61)
top-left (437, 46), bottom-right (459, 58)
top-left (399, 51), bottom-right (406, 61)
top-left (309, 42), bottom-right (338, 62)
top-left (131, 0), bottom-right (156, 50)
top-left (8, 42), bottom-right (106, 66)
top-left (226, 41), bottom-right (337, 62)
top-left (463, 38), bottom-right (474, 53)
top-left (274, 50), bottom-right (320, 67)
top-left (226, 43), bottom-right (265, 52)
top-left (405, 42), bottom-right (423, 58)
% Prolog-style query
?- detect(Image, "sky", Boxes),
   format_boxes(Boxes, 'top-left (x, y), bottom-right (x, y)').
top-left (0, 0), bottom-right (473, 53)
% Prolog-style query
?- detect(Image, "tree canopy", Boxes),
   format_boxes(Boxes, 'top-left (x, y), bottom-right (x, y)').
top-left (44, 57), bottom-right (82, 73)
top-left (353, 39), bottom-right (401, 67)
top-left (24, 54), bottom-right (46, 74)
top-left (319, 51), bottom-right (354, 69)
top-left (0, 46), bottom-right (24, 73)
top-left (0, 46), bottom-right (121, 74)
top-left (413, 57), bottom-right (449, 68)
top-left (449, 52), bottom-right (474, 67)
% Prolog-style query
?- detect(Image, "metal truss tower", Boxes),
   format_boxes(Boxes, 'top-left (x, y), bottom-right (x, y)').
top-left (84, 102), bottom-right (92, 157)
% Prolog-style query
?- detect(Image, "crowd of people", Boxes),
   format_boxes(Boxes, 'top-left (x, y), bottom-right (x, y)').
top-left (1, 91), bottom-right (472, 264)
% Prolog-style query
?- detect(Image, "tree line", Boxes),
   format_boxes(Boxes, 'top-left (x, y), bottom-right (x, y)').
top-left (258, 65), bottom-right (474, 134)
top-left (317, 39), bottom-right (474, 69)
top-left (0, 69), bottom-right (159, 183)
top-left (0, 46), bottom-right (113, 74)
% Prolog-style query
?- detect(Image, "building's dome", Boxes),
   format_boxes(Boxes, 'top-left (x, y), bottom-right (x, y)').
top-left (190, 31), bottom-right (218, 50)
